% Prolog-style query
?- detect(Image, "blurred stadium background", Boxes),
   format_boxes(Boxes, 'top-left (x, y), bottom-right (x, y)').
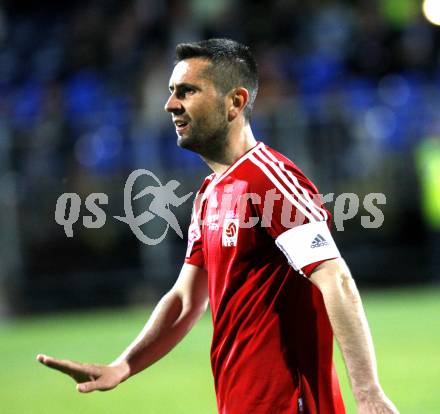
top-left (1, 0), bottom-right (439, 413)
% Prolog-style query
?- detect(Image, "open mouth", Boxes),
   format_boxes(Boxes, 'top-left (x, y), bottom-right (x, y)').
top-left (174, 120), bottom-right (190, 133)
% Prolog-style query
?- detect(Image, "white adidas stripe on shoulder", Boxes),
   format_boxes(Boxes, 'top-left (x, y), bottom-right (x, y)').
top-left (249, 153), bottom-right (317, 223)
top-left (259, 147), bottom-right (327, 219)
top-left (254, 148), bottom-right (324, 221)
top-left (256, 147), bottom-right (327, 221)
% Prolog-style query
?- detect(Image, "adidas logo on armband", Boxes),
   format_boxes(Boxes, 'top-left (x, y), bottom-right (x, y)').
top-left (310, 234), bottom-right (329, 248)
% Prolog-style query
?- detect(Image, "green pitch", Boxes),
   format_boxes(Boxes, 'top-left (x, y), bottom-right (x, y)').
top-left (1, 286), bottom-right (439, 413)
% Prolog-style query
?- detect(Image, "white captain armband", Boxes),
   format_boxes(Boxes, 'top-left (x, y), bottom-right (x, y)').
top-left (275, 221), bottom-right (341, 271)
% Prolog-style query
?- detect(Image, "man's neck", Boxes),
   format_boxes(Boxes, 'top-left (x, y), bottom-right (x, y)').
top-left (203, 124), bottom-right (257, 176)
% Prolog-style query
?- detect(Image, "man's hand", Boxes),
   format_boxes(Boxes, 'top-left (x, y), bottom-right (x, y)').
top-left (36, 354), bottom-right (129, 393)
top-left (357, 390), bottom-right (400, 414)
top-left (36, 265), bottom-right (207, 395)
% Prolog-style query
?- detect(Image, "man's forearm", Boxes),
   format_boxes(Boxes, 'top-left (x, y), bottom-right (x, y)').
top-left (35, 264), bottom-right (208, 394)
top-left (111, 290), bottom-right (206, 380)
top-left (311, 259), bottom-right (381, 401)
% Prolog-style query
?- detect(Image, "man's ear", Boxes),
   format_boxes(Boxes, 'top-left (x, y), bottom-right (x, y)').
top-left (227, 87), bottom-right (249, 121)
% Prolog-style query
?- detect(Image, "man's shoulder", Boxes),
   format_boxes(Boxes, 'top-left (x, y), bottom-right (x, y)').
top-left (240, 143), bottom-right (316, 190)
top-left (240, 143), bottom-right (299, 173)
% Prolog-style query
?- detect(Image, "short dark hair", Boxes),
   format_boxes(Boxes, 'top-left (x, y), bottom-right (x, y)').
top-left (175, 38), bottom-right (259, 121)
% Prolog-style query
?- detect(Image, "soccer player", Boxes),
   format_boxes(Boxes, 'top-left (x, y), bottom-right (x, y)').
top-left (37, 39), bottom-right (399, 414)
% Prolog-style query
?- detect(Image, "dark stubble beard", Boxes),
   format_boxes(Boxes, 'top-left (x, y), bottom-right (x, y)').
top-left (177, 100), bottom-right (230, 163)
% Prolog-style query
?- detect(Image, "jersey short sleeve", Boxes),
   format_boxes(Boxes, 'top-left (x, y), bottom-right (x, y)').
top-left (248, 146), bottom-right (340, 276)
top-left (184, 175), bottom-right (215, 269)
top-left (184, 201), bottom-right (204, 268)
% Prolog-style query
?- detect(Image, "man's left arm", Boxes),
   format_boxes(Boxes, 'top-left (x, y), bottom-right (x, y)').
top-left (309, 258), bottom-right (399, 414)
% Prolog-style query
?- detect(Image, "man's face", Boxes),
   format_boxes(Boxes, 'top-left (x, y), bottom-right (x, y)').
top-left (164, 58), bottom-right (230, 158)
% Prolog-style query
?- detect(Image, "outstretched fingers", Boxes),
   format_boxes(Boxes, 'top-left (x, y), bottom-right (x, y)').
top-left (36, 354), bottom-right (122, 394)
top-left (36, 354), bottom-right (99, 383)
top-left (37, 354), bottom-right (81, 373)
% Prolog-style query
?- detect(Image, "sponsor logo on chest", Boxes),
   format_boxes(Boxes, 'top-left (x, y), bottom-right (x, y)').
top-left (222, 211), bottom-right (239, 247)
top-left (206, 213), bottom-right (220, 230)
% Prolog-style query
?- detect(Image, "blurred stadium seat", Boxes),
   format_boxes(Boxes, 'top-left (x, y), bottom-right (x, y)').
top-left (0, 0), bottom-right (438, 314)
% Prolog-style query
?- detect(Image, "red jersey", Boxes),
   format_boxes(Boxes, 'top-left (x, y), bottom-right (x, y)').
top-left (185, 142), bottom-right (345, 414)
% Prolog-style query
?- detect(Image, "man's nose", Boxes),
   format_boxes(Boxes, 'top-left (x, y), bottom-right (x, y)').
top-left (164, 94), bottom-right (184, 114)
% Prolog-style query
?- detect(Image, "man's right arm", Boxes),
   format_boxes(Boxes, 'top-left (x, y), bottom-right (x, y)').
top-left (37, 263), bottom-right (209, 393)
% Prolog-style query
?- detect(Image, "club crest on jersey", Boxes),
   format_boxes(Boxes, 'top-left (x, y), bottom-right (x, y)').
top-left (222, 218), bottom-right (239, 247)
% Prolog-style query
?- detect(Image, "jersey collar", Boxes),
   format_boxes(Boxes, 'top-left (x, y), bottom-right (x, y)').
top-left (213, 141), bottom-right (264, 186)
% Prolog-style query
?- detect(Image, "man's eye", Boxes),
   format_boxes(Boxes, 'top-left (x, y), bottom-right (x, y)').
top-left (178, 88), bottom-right (194, 98)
